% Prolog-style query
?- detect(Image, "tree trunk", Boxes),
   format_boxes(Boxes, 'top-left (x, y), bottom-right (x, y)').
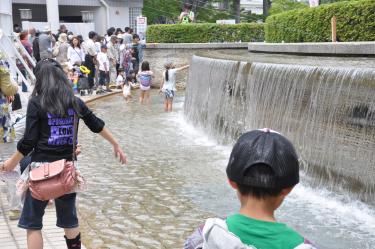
top-left (223, 0), bottom-right (229, 10)
top-left (263, 0), bottom-right (271, 17)
top-left (233, 0), bottom-right (241, 23)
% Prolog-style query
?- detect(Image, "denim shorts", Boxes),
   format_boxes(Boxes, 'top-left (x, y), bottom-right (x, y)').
top-left (18, 191), bottom-right (78, 230)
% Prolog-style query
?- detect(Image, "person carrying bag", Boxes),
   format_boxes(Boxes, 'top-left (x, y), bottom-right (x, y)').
top-left (28, 114), bottom-right (79, 201)
top-left (0, 58), bottom-right (126, 249)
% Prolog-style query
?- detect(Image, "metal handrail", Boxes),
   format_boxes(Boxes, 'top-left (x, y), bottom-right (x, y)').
top-left (0, 30), bottom-right (34, 92)
top-left (0, 33), bottom-right (35, 83)
top-left (11, 35), bottom-right (36, 68)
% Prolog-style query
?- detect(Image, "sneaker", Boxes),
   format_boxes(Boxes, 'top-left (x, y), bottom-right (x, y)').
top-left (105, 88), bottom-right (113, 92)
top-left (8, 210), bottom-right (21, 220)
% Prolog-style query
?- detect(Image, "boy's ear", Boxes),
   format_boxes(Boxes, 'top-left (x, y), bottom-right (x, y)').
top-left (280, 186), bottom-right (294, 197)
top-left (228, 179), bottom-right (238, 190)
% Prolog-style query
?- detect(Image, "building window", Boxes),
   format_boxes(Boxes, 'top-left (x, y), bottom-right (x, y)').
top-left (129, 7), bottom-right (142, 33)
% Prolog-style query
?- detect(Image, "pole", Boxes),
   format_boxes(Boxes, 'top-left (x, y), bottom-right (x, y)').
top-left (0, 0), bottom-right (13, 36)
top-left (46, 0), bottom-right (60, 34)
top-left (331, 16), bottom-right (337, 42)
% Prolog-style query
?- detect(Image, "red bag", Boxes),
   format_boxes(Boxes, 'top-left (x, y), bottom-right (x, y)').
top-left (29, 160), bottom-right (77, 201)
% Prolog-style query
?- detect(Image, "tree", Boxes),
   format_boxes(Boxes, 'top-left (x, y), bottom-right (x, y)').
top-left (142, 0), bottom-right (181, 24)
top-left (263, 0), bottom-right (271, 17)
top-left (233, 0), bottom-right (241, 23)
top-left (269, 0), bottom-right (308, 15)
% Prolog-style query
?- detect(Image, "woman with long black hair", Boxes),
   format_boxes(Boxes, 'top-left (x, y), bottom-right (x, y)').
top-left (0, 59), bottom-right (126, 249)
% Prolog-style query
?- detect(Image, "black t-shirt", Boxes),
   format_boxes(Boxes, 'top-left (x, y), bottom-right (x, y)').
top-left (17, 96), bottom-right (105, 162)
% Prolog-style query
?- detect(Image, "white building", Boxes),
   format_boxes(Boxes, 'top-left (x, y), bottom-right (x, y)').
top-left (241, 0), bottom-right (263, 15)
top-left (0, 0), bottom-right (143, 36)
top-left (214, 0), bottom-right (263, 15)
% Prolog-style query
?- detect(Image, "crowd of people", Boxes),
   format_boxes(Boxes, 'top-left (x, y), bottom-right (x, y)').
top-left (0, 22), bottom-right (318, 249)
top-left (13, 24), bottom-right (189, 109)
top-left (17, 25), bottom-right (147, 95)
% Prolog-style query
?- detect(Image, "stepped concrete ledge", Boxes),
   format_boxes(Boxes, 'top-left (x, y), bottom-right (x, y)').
top-left (146, 42), bottom-right (248, 49)
top-left (248, 42), bottom-right (375, 55)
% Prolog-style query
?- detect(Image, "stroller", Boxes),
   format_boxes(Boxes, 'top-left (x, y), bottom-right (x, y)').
top-left (75, 65), bottom-right (92, 96)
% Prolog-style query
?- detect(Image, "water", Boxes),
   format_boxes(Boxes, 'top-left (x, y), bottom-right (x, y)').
top-left (185, 55), bottom-right (375, 202)
top-left (1, 91), bottom-right (375, 248)
top-left (77, 92), bottom-right (374, 248)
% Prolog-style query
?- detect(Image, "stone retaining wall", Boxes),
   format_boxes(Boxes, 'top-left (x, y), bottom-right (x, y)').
top-left (143, 43), bottom-right (247, 88)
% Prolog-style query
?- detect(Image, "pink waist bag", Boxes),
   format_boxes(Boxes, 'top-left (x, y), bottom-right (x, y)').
top-left (29, 159), bottom-right (77, 201)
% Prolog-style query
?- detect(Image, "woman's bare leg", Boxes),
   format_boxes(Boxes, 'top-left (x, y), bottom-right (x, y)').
top-left (27, 229), bottom-right (43, 249)
top-left (168, 99), bottom-right (173, 112)
top-left (140, 90), bottom-right (147, 104)
top-left (64, 227), bottom-right (80, 239)
top-left (164, 98), bottom-right (168, 112)
top-left (146, 91), bottom-right (151, 105)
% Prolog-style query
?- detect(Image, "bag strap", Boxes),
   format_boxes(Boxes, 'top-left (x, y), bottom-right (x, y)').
top-left (72, 113), bottom-right (78, 161)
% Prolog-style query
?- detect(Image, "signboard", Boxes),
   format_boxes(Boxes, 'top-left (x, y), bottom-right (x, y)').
top-left (309, 0), bottom-right (319, 7)
top-left (216, 20), bottom-right (236, 24)
top-left (137, 16), bottom-right (147, 43)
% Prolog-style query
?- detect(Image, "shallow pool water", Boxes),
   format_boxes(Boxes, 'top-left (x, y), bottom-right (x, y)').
top-left (1, 91), bottom-right (374, 249)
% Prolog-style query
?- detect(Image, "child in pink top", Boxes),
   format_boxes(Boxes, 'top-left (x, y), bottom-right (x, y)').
top-left (137, 61), bottom-right (153, 104)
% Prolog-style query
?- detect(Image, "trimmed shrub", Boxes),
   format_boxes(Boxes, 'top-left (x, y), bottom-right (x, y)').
top-left (147, 23), bottom-right (264, 43)
top-left (265, 0), bottom-right (375, 42)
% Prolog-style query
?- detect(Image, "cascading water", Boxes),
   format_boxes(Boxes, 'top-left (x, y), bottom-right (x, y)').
top-left (185, 55), bottom-right (375, 202)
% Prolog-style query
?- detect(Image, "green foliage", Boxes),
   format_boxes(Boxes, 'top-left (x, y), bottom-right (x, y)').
top-left (143, 0), bottom-right (237, 24)
top-left (241, 11), bottom-right (265, 23)
top-left (143, 0), bottom-right (181, 24)
top-left (265, 0), bottom-right (375, 42)
top-left (147, 23), bottom-right (264, 43)
top-left (269, 0), bottom-right (308, 15)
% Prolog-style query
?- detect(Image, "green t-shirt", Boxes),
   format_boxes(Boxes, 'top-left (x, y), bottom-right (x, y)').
top-left (226, 214), bottom-right (304, 249)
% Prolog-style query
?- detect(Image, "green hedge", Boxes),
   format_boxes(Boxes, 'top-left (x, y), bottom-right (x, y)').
top-left (265, 0), bottom-right (375, 42)
top-left (147, 23), bottom-right (264, 43)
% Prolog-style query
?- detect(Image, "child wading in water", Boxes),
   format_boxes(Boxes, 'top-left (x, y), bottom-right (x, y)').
top-left (159, 62), bottom-right (189, 112)
top-left (137, 61), bottom-right (153, 104)
top-left (116, 68), bottom-right (125, 89)
top-left (123, 75), bottom-right (136, 102)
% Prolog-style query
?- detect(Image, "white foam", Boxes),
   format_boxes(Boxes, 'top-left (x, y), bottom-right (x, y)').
top-left (169, 106), bottom-right (375, 239)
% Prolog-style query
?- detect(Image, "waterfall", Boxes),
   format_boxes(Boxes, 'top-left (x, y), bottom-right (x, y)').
top-left (185, 55), bottom-right (375, 202)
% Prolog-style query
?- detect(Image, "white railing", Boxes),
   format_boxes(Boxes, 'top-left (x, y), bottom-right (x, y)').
top-left (0, 30), bottom-right (35, 90)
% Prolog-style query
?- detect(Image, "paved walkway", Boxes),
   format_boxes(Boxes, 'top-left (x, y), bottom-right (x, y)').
top-left (0, 90), bottom-right (120, 249)
top-left (0, 181), bottom-right (80, 249)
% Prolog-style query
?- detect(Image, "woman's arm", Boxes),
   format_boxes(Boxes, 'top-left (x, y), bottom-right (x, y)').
top-left (176, 65), bottom-right (190, 71)
top-left (99, 128), bottom-right (126, 164)
top-left (1, 151), bottom-right (24, 172)
top-left (179, 12), bottom-right (184, 21)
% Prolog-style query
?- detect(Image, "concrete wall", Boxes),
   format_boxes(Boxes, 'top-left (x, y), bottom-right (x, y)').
top-left (107, 2), bottom-right (130, 29)
top-left (143, 43), bottom-right (248, 88)
top-left (0, 0), bottom-right (13, 35)
top-left (248, 42), bottom-right (375, 56)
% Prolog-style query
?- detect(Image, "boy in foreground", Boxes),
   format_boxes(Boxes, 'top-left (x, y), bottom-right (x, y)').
top-left (184, 129), bottom-right (317, 249)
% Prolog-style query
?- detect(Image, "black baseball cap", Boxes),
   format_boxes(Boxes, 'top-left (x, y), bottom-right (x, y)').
top-left (226, 129), bottom-right (299, 189)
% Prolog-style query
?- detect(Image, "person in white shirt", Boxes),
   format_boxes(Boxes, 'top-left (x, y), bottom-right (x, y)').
top-left (116, 68), bottom-right (125, 89)
top-left (159, 62), bottom-right (189, 112)
top-left (97, 45), bottom-right (110, 92)
top-left (83, 31), bottom-right (98, 90)
top-left (122, 74), bottom-right (136, 103)
top-left (122, 27), bottom-right (133, 46)
top-left (107, 35), bottom-right (119, 85)
top-left (67, 36), bottom-right (85, 67)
